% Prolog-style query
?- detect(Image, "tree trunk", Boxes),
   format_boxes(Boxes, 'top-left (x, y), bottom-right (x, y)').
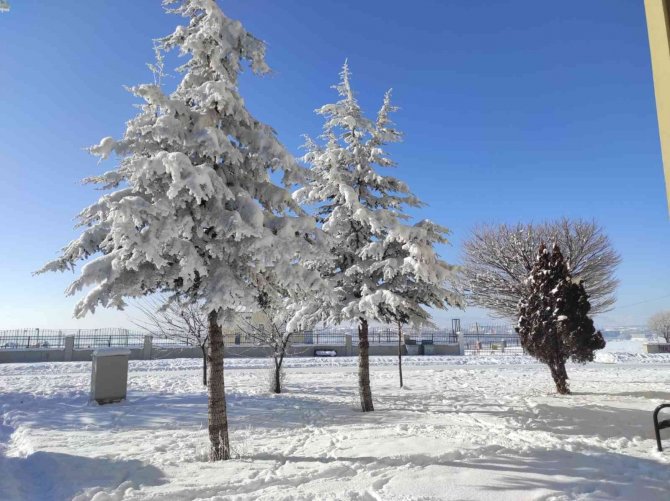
top-left (272, 356), bottom-right (282, 394)
top-left (397, 321), bottom-right (403, 388)
top-left (358, 318), bottom-right (374, 412)
top-left (207, 310), bottom-right (230, 460)
top-left (548, 360), bottom-right (570, 395)
top-left (201, 345), bottom-right (208, 387)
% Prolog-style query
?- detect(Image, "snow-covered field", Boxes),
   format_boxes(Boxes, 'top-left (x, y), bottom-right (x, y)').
top-left (2, 353), bottom-right (670, 500)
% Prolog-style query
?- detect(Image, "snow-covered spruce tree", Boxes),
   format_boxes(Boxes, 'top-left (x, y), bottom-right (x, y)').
top-left (294, 63), bottom-right (459, 409)
top-left (516, 243), bottom-right (605, 394)
top-left (36, 0), bottom-right (324, 461)
top-left (378, 221), bottom-right (462, 388)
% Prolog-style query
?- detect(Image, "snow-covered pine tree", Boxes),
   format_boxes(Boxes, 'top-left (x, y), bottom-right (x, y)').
top-left (294, 63), bottom-right (459, 408)
top-left (36, 0), bottom-right (324, 461)
top-left (516, 243), bottom-right (604, 394)
top-left (379, 220), bottom-right (462, 388)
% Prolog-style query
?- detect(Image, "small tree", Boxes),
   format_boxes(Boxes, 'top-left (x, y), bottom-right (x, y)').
top-left (37, 0), bottom-right (322, 461)
top-left (237, 281), bottom-right (297, 394)
top-left (460, 219), bottom-right (620, 319)
top-left (134, 295), bottom-right (209, 386)
top-left (378, 221), bottom-right (462, 388)
top-left (516, 243), bottom-right (605, 394)
top-left (295, 64), bottom-right (457, 411)
top-left (649, 311), bottom-right (670, 343)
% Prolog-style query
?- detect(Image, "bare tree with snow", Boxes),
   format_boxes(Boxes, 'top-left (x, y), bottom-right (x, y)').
top-left (459, 219), bottom-right (620, 319)
top-left (236, 275), bottom-right (304, 394)
top-left (134, 295), bottom-right (210, 385)
top-left (37, 0), bottom-right (324, 461)
top-left (649, 310), bottom-right (670, 342)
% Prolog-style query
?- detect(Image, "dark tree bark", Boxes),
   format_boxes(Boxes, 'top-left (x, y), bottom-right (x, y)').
top-left (358, 318), bottom-right (374, 412)
top-left (397, 321), bottom-right (404, 388)
top-left (549, 360), bottom-right (570, 395)
top-left (207, 310), bottom-right (230, 461)
top-left (272, 361), bottom-right (282, 394)
top-left (272, 348), bottom-right (285, 394)
top-left (201, 345), bottom-right (208, 387)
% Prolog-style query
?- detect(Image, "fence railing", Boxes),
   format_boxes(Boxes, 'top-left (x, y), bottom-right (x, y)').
top-left (462, 333), bottom-right (524, 354)
top-left (0, 329), bottom-right (149, 350)
top-left (0, 326), bottom-right (518, 351)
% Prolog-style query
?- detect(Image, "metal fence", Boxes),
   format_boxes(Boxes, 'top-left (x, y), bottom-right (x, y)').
top-left (460, 324), bottom-right (516, 336)
top-left (0, 326), bottom-right (465, 350)
top-left (407, 328), bottom-right (459, 345)
top-left (0, 328), bottom-right (148, 350)
top-left (0, 329), bottom-right (68, 349)
top-left (0, 325), bottom-right (519, 352)
top-left (292, 329), bottom-right (347, 346)
top-left (462, 334), bottom-right (524, 355)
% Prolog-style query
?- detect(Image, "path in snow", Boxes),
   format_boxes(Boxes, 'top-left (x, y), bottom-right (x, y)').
top-left (1, 355), bottom-right (669, 500)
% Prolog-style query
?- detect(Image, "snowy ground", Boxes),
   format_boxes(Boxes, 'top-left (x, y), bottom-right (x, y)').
top-left (1, 352), bottom-right (670, 500)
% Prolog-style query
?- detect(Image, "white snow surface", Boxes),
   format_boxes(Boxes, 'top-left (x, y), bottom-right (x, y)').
top-left (1, 355), bottom-right (669, 500)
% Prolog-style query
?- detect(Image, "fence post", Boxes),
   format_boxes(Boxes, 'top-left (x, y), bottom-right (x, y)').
top-left (143, 335), bottom-right (152, 360)
top-left (457, 331), bottom-right (465, 356)
top-left (345, 334), bottom-right (352, 356)
top-left (64, 335), bottom-right (75, 361)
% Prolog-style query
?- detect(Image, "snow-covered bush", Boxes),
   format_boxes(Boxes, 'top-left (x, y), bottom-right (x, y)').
top-left (516, 243), bottom-right (605, 394)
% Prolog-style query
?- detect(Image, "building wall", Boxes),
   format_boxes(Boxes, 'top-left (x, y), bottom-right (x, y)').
top-left (645, 0), bottom-right (670, 212)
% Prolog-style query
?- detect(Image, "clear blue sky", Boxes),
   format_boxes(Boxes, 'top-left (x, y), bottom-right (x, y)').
top-left (1, 1), bottom-right (668, 329)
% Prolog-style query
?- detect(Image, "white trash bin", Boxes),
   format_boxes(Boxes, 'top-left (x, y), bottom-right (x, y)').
top-left (90, 348), bottom-right (131, 404)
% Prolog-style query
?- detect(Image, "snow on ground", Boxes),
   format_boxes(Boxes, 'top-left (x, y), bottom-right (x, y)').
top-left (1, 355), bottom-right (670, 500)
top-left (599, 339), bottom-right (646, 355)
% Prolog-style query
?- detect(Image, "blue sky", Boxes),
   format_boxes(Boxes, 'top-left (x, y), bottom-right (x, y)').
top-left (1, 0), bottom-right (668, 330)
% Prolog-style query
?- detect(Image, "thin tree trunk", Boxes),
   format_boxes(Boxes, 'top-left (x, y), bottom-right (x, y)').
top-left (272, 355), bottom-right (282, 394)
top-left (201, 345), bottom-right (208, 387)
top-left (548, 360), bottom-right (570, 395)
top-left (397, 321), bottom-right (403, 388)
top-left (207, 310), bottom-right (230, 460)
top-left (358, 318), bottom-right (374, 412)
